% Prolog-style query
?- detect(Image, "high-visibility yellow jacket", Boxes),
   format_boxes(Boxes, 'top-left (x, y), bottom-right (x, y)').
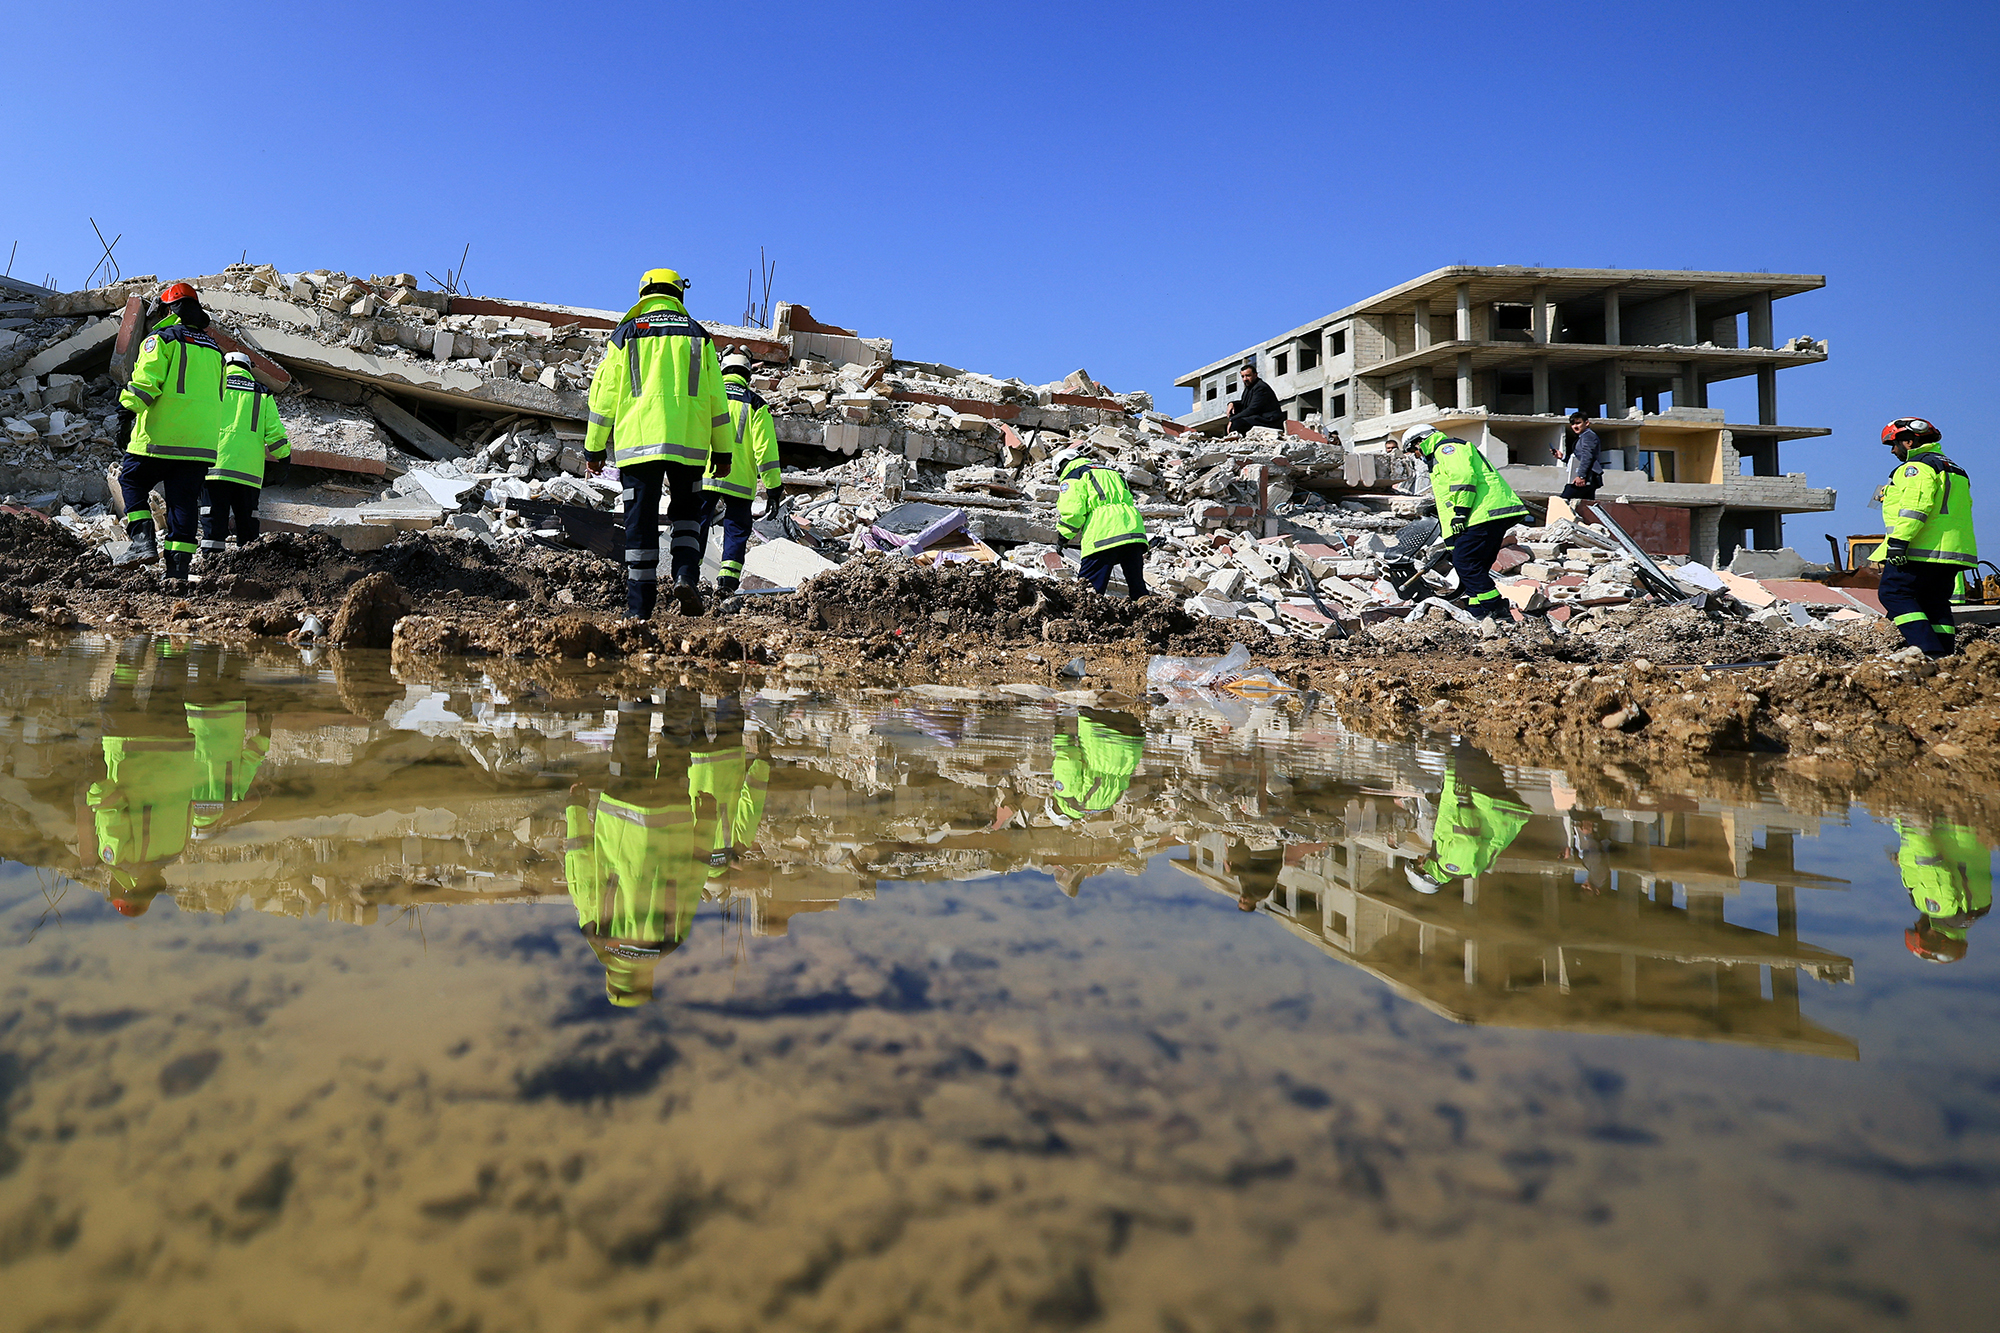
top-left (1416, 430), bottom-right (1530, 538)
top-left (187, 701), bottom-right (268, 833)
top-left (207, 368), bottom-right (290, 487)
top-left (1900, 818), bottom-right (1993, 933)
top-left (584, 294), bottom-right (732, 470)
top-left (564, 791), bottom-right (701, 1006)
top-left (706, 373), bottom-right (782, 500)
top-left (88, 733), bottom-right (199, 873)
top-left (1051, 716), bottom-right (1142, 819)
top-left (1426, 766), bottom-right (1531, 880)
top-left (118, 313), bottom-right (226, 465)
top-left (1882, 443), bottom-right (1977, 566)
top-left (1057, 457), bottom-right (1146, 555)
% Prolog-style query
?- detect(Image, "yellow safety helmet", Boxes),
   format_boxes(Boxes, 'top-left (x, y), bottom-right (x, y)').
top-left (639, 268), bottom-right (688, 297)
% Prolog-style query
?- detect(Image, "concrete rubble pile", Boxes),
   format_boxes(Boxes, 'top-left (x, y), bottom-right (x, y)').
top-left (0, 266), bottom-right (1885, 642)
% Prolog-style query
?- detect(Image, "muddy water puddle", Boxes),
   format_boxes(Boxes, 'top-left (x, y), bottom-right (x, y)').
top-left (1, 634), bottom-right (1996, 1332)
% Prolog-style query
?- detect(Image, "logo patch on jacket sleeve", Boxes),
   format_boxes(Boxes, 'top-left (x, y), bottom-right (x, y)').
top-left (1060, 482), bottom-right (1071, 493)
top-left (1906, 465), bottom-right (1922, 477)
top-left (1437, 444), bottom-right (1456, 455)
top-left (141, 335), bottom-right (157, 352)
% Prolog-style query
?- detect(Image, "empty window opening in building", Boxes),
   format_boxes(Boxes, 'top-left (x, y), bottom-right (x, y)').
top-left (1390, 384), bottom-right (1414, 414)
top-left (1226, 373), bottom-right (1240, 397)
top-left (1493, 304), bottom-right (1534, 339)
top-left (1273, 350), bottom-right (1289, 377)
top-left (1298, 388), bottom-right (1324, 419)
top-left (1330, 393), bottom-right (1347, 418)
top-left (1637, 450), bottom-right (1677, 483)
top-left (1296, 338), bottom-right (1320, 372)
top-left (1328, 327), bottom-right (1347, 357)
top-left (1204, 380), bottom-right (1218, 401)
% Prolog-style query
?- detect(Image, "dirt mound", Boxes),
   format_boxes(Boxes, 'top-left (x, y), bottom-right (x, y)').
top-left (206, 532), bottom-right (361, 602)
top-left (329, 573), bottom-right (411, 649)
top-left (371, 533), bottom-right (528, 601)
top-left (0, 510), bottom-right (107, 593)
top-left (773, 554), bottom-right (1205, 646)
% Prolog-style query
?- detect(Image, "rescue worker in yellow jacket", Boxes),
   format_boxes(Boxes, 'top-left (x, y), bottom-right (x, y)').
top-left (199, 352), bottom-right (291, 560)
top-left (1050, 710), bottom-right (1144, 823)
top-left (1055, 450), bottom-right (1149, 598)
top-left (80, 637), bottom-right (198, 917)
top-left (705, 350), bottom-right (783, 597)
top-left (186, 646), bottom-right (268, 840)
top-left (1405, 743), bottom-right (1533, 895)
top-left (1898, 816), bottom-right (1992, 964)
top-left (1400, 424), bottom-right (1531, 621)
top-left (584, 269), bottom-right (735, 618)
top-left (1877, 417), bottom-right (1976, 657)
top-left (563, 690), bottom-right (709, 1006)
top-left (118, 282), bottom-right (227, 583)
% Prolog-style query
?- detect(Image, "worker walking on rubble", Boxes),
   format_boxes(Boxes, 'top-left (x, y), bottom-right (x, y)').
top-left (1055, 450), bottom-right (1150, 599)
top-left (80, 636), bottom-right (200, 918)
top-left (199, 352), bottom-right (290, 561)
top-left (1400, 424), bottom-right (1532, 621)
top-left (705, 350), bottom-right (783, 597)
top-left (118, 282), bottom-right (227, 584)
top-left (1897, 816), bottom-right (1992, 964)
top-left (1876, 417), bottom-right (1976, 658)
top-left (584, 269), bottom-right (735, 618)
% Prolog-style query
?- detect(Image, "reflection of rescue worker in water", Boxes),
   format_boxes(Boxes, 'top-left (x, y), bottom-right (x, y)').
top-left (1405, 742), bottom-right (1532, 895)
top-left (1046, 710), bottom-right (1145, 897)
top-left (1897, 816), bottom-right (1993, 964)
top-left (80, 643), bottom-right (271, 918)
top-left (565, 690), bottom-right (731, 1006)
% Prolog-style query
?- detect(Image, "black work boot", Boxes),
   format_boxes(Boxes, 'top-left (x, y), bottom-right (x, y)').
top-left (716, 576), bottom-right (741, 598)
top-left (674, 582), bottom-right (705, 616)
top-left (627, 580), bottom-right (656, 620)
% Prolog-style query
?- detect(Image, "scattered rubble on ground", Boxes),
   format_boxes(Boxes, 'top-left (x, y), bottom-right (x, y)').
top-left (1, 264), bottom-right (1898, 664)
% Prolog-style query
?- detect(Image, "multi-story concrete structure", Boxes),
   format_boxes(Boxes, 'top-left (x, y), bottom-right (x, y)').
top-left (1176, 266), bottom-right (1835, 563)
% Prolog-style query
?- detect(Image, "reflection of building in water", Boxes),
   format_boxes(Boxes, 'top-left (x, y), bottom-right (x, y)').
top-left (1183, 770), bottom-right (1858, 1057)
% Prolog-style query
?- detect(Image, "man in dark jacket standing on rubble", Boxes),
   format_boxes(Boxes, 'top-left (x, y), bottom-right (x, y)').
top-left (1557, 411), bottom-right (1603, 500)
top-left (1225, 359), bottom-right (1285, 436)
top-left (584, 268), bottom-right (735, 618)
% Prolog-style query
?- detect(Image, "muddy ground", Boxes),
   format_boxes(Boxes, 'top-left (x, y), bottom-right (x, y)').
top-left (8, 510), bottom-right (1998, 827)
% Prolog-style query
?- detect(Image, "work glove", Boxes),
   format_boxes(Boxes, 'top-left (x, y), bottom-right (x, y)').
top-left (1883, 538), bottom-right (1911, 567)
top-left (1453, 508), bottom-right (1473, 532)
top-left (765, 483), bottom-right (785, 507)
top-left (265, 458), bottom-right (290, 489)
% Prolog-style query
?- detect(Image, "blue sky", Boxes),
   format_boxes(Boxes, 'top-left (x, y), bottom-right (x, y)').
top-left (6, 1), bottom-right (1994, 546)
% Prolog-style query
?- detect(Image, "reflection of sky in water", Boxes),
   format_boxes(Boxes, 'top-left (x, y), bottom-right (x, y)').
top-left (1, 637), bottom-right (1998, 1330)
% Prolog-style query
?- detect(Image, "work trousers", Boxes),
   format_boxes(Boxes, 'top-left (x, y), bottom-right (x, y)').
top-left (1228, 411), bottom-right (1284, 435)
top-left (1078, 542), bottom-right (1149, 599)
top-left (200, 479), bottom-right (261, 553)
top-left (620, 461), bottom-right (707, 617)
top-left (119, 454), bottom-right (205, 561)
top-left (1451, 518), bottom-right (1512, 620)
top-left (1879, 560), bottom-right (1961, 656)
top-left (703, 493), bottom-right (754, 588)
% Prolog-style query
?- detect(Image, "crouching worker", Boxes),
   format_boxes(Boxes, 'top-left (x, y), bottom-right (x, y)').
top-left (200, 352), bottom-right (290, 560)
top-left (118, 282), bottom-right (226, 585)
top-left (1055, 449), bottom-right (1149, 599)
top-left (706, 350), bottom-right (783, 597)
top-left (1400, 424), bottom-right (1531, 621)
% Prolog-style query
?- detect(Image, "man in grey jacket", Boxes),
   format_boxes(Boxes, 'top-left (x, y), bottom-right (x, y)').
top-left (1557, 411), bottom-right (1603, 500)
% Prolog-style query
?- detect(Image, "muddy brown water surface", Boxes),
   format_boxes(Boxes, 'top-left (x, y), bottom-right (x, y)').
top-left (1, 634), bottom-right (1997, 1332)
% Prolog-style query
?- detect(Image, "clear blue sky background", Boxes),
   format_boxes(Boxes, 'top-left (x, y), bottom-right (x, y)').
top-left (6, 1), bottom-right (1994, 549)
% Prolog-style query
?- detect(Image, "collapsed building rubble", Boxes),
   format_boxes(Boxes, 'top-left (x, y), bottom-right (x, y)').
top-left (0, 265), bottom-right (1893, 650)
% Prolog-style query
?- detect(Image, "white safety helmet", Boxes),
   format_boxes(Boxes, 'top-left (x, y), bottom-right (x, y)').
top-left (1051, 448), bottom-right (1087, 476)
top-left (720, 349), bottom-right (753, 376)
top-left (1405, 863), bottom-right (1445, 895)
top-left (223, 351), bottom-right (253, 370)
top-left (1399, 424), bottom-right (1438, 451)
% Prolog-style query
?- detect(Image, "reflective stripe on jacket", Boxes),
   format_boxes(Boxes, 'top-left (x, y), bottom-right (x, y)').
top-left (583, 294), bottom-right (732, 470)
top-left (705, 374), bottom-right (782, 499)
top-left (1418, 431), bottom-right (1530, 538)
top-left (1051, 718), bottom-right (1142, 819)
top-left (1056, 458), bottom-right (1146, 556)
top-left (207, 370), bottom-right (291, 487)
top-left (89, 733), bottom-right (199, 869)
top-left (120, 315), bottom-right (226, 464)
top-left (1899, 818), bottom-right (1994, 925)
top-left (1882, 444), bottom-right (1977, 566)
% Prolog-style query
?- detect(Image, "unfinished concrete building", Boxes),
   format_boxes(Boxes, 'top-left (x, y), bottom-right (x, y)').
top-left (1176, 267), bottom-right (1834, 565)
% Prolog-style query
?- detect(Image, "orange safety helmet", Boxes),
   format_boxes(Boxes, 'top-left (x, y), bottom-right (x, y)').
top-left (1905, 919), bottom-right (1968, 964)
top-left (157, 281), bottom-right (198, 305)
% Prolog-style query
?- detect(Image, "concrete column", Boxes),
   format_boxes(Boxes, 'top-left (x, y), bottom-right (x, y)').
top-left (1604, 288), bottom-right (1621, 346)
top-left (1531, 283), bottom-right (1550, 343)
top-left (1606, 359), bottom-right (1628, 414)
top-left (1532, 356), bottom-right (1550, 414)
top-left (1679, 360), bottom-right (1706, 410)
top-left (1463, 939), bottom-right (1479, 986)
top-left (1457, 351), bottom-right (1473, 409)
top-left (1690, 506), bottom-right (1723, 567)
top-left (1455, 283), bottom-right (1472, 341)
top-left (1679, 290), bottom-right (1698, 344)
top-left (1414, 300), bottom-right (1433, 350)
top-left (1748, 291), bottom-right (1773, 348)
top-left (1757, 365), bottom-right (1777, 425)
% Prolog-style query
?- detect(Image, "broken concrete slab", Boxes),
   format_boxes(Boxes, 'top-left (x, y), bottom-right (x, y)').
top-left (235, 325), bottom-right (587, 420)
top-left (14, 317), bottom-right (117, 381)
top-left (744, 538), bottom-right (840, 588)
top-left (366, 392), bottom-right (464, 461)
